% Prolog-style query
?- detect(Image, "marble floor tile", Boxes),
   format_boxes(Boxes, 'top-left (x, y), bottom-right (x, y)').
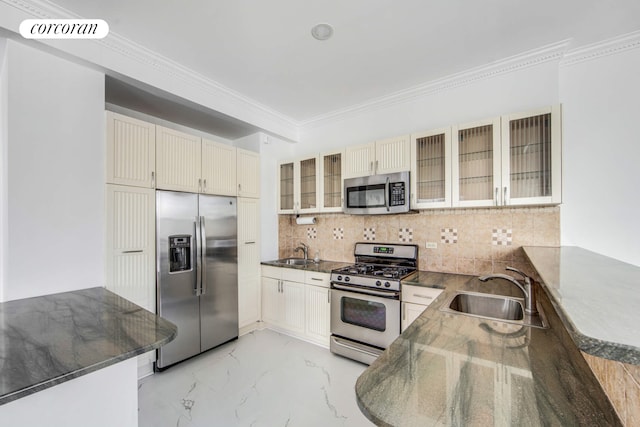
top-left (138, 329), bottom-right (375, 427)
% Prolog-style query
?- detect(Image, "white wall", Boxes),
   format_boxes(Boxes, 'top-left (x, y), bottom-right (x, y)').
top-left (0, 38), bottom-right (7, 302)
top-left (560, 47), bottom-right (640, 267)
top-left (0, 358), bottom-right (137, 427)
top-left (3, 40), bottom-right (105, 301)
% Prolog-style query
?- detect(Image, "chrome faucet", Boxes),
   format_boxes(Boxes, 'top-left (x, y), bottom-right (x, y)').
top-left (294, 242), bottom-right (309, 260)
top-left (479, 267), bottom-right (538, 315)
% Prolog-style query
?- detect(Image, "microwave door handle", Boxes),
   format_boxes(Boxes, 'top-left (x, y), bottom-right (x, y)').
top-left (385, 176), bottom-right (390, 212)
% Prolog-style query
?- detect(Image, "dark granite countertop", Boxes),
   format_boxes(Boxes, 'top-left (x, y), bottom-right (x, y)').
top-left (0, 287), bottom-right (177, 406)
top-left (356, 271), bottom-right (621, 426)
top-left (261, 259), bottom-right (350, 274)
top-left (523, 246), bottom-right (640, 365)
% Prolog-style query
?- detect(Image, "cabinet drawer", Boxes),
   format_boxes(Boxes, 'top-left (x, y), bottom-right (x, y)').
top-left (281, 267), bottom-right (306, 283)
top-left (401, 285), bottom-right (443, 305)
top-left (304, 271), bottom-right (330, 288)
top-left (262, 265), bottom-right (282, 280)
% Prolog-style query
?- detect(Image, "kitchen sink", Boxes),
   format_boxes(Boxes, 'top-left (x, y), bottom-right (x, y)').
top-left (441, 291), bottom-right (547, 328)
top-left (274, 258), bottom-right (312, 266)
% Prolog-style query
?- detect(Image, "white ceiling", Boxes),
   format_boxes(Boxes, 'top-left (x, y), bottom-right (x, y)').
top-left (51, 0), bottom-right (640, 123)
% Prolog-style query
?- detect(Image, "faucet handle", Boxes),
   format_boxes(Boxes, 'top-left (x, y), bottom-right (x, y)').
top-left (505, 266), bottom-right (530, 283)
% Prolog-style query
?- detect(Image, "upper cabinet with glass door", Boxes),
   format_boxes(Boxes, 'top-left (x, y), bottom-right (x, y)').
top-left (452, 118), bottom-right (502, 207)
top-left (277, 156), bottom-right (320, 214)
top-left (501, 105), bottom-right (561, 206)
top-left (452, 106), bottom-right (562, 207)
top-left (319, 150), bottom-right (344, 212)
top-left (411, 128), bottom-right (451, 209)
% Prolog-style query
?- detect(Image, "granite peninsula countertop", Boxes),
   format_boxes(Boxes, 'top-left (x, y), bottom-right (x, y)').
top-left (261, 259), bottom-right (350, 274)
top-left (356, 271), bottom-right (621, 426)
top-left (523, 246), bottom-right (640, 364)
top-left (0, 287), bottom-right (177, 406)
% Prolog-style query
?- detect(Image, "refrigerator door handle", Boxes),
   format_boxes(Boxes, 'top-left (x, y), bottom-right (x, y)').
top-left (200, 216), bottom-right (207, 295)
top-left (194, 217), bottom-right (202, 296)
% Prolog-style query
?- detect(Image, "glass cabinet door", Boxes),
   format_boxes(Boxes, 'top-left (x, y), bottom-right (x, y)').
top-left (411, 129), bottom-right (451, 208)
top-left (279, 162), bottom-right (295, 212)
top-left (502, 105), bottom-right (561, 205)
top-left (452, 118), bottom-right (501, 207)
top-left (320, 151), bottom-right (343, 212)
top-left (299, 157), bottom-right (318, 211)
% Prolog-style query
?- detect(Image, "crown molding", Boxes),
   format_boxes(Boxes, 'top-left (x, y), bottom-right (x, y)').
top-left (299, 40), bottom-right (570, 129)
top-left (560, 30), bottom-right (640, 67)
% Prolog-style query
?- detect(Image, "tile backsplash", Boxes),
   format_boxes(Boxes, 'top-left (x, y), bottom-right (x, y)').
top-left (279, 206), bottom-right (560, 277)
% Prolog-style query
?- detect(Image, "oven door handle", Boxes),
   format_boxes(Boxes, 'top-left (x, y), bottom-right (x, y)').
top-left (332, 283), bottom-right (400, 298)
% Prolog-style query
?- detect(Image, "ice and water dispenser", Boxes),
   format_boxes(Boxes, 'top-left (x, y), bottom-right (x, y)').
top-left (169, 235), bottom-right (192, 273)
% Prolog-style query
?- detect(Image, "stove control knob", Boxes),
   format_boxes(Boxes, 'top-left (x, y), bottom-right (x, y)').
top-left (345, 276), bottom-right (350, 282)
top-left (336, 275), bottom-right (343, 281)
top-left (384, 282), bottom-right (391, 288)
top-left (375, 280), bottom-right (382, 287)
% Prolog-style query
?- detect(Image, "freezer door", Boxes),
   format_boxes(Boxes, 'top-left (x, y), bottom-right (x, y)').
top-left (198, 195), bottom-right (239, 351)
top-left (156, 191), bottom-right (201, 369)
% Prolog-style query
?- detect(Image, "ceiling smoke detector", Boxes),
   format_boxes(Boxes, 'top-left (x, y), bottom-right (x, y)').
top-left (311, 23), bottom-right (334, 41)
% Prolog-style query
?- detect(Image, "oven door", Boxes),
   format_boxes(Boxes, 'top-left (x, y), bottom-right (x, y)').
top-left (330, 286), bottom-right (400, 349)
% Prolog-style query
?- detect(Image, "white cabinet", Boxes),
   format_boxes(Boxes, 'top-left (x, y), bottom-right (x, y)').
top-left (500, 105), bottom-right (562, 206)
top-left (105, 184), bottom-right (156, 311)
top-left (261, 267), bottom-right (331, 347)
top-left (261, 267), bottom-right (305, 334)
top-left (238, 198), bottom-right (261, 331)
top-left (105, 184), bottom-right (156, 377)
top-left (452, 117), bottom-right (502, 207)
top-left (401, 285), bottom-right (443, 332)
top-left (106, 112), bottom-right (156, 188)
top-left (319, 150), bottom-right (344, 212)
top-left (155, 125), bottom-right (202, 193)
top-left (411, 128), bottom-right (452, 209)
top-left (237, 148), bottom-right (260, 198)
top-left (344, 135), bottom-right (411, 178)
top-left (452, 106), bottom-right (562, 207)
top-left (202, 138), bottom-right (236, 196)
top-left (277, 156), bottom-right (320, 213)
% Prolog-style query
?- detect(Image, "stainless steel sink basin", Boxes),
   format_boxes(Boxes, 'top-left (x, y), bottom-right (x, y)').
top-left (441, 291), bottom-right (547, 328)
top-left (274, 258), bottom-right (312, 266)
top-left (448, 292), bottom-right (524, 321)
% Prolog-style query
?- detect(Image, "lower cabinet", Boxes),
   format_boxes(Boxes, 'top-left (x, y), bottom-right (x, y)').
top-left (261, 266), bottom-right (331, 347)
top-left (401, 285), bottom-right (443, 332)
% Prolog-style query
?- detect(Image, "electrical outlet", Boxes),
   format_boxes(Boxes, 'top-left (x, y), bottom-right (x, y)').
top-left (425, 242), bottom-right (437, 249)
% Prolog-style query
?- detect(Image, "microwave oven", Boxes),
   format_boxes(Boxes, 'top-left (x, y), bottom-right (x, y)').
top-left (343, 171), bottom-right (410, 215)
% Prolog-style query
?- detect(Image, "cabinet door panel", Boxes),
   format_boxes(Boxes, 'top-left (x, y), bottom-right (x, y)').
top-left (106, 185), bottom-right (155, 311)
top-left (375, 135), bottom-right (411, 174)
top-left (202, 139), bottom-right (236, 195)
top-left (156, 126), bottom-right (201, 192)
top-left (452, 118), bottom-right (501, 207)
top-left (106, 112), bottom-right (155, 188)
top-left (320, 151), bottom-right (344, 212)
top-left (501, 105), bottom-right (561, 205)
top-left (344, 143), bottom-right (375, 178)
top-left (305, 285), bottom-right (330, 345)
top-left (278, 161), bottom-right (296, 213)
top-left (411, 129), bottom-right (451, 209)
top-left (282, 281), bottom-right (305, 333)
top-left (261, 277), bottom-right (281, 325)
top-left (237, 148), bottom-right (260, 198)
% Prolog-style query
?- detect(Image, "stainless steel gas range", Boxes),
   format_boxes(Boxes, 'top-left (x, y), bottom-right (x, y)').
top-left (329, 242), bottom-right (418, 365)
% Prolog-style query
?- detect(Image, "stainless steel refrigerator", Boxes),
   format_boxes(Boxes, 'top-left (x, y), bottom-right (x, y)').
top-left (156, 190), bottom-right (238, 369)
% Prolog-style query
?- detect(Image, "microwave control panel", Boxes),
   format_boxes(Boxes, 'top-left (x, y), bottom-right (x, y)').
top-left (389, 182), bottom-right (406, 206)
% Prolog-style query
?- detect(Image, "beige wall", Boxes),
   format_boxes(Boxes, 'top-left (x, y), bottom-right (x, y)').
top-left (279, 206), bottom-right (559, 277)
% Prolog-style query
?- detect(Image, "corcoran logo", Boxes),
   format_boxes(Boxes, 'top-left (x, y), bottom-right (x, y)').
top-left (19, 19), bottom-right (109, 39)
